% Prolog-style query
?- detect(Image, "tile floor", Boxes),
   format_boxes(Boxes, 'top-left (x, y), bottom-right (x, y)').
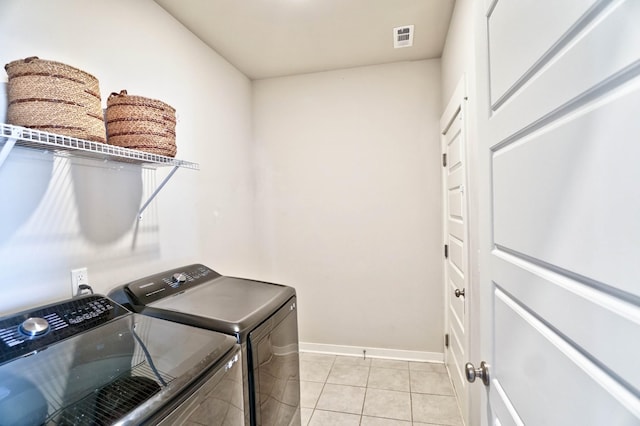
top-left (299, 352), bottom-right (463, 426)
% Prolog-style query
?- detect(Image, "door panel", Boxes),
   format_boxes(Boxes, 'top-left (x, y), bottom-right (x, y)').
top-left (449, 237), bottom-right (464, 277)
top-left (494, 289), bottom-right (640, 425)
top-left (478, 0), bottom-right (640, 424)
top-left (490, 378), bottom-right (523, 426)
top-left (447, 278), bottom-right (464, 331)
top-left (489, 0), bottom-right (598, 105)
top-left (449, 328), bottom-right (467, 392)
top-left (448, 262), bottom-right (464, 294)
top-left (448, 189), bottom-right (463, 219)
top-left (489, 0), bottom-right (640, 146)
top-left (448, 218), bottom-right (464, 242)
top-left (493, 78), bottom-right (640, 295)
top-left (492, 252), bottom-right (640, 392)
top-left (448, 131), bottom-right (463, 170)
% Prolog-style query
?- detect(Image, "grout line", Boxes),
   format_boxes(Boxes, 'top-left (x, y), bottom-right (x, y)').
top-left (408, 363), bottom-right (414, 423)
top-left (307, 354), bottom-right (336, 425)
top-left (362, 362), bottom-right (372, 419)
top-left (360, 387), bottom-right (366, 425)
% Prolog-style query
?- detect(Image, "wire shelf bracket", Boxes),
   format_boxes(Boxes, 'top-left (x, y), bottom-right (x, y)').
top-left (0, 126), bottom-right (19, 169)
top-left (0, 123), bottom-right (199, 220)
top-left (138, 165), bottom-right (179, 219)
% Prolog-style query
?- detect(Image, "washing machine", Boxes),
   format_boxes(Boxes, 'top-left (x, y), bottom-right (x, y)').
top-left (108, 264), bottom-right (301, 426)
top-left (0, 294), bottom-right (244, 425)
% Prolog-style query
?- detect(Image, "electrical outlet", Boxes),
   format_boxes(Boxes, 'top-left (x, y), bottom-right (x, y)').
top-left (71, 267), bottom-right (89, 296)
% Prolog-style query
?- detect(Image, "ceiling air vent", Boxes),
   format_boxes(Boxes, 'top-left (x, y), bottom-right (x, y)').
top-left (393, 25), bottom-right (414, 49)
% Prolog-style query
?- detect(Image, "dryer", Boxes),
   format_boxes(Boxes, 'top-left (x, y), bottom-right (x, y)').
top-left (109, 264), bottom-right (301, 426)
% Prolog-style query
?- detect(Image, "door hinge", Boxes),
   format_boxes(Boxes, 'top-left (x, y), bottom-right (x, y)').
top-left (442, 153), bottom-right (447, 167)
top-left (445, 333), bottom-right (449, 348)
top-left (444, 244), bottom-right (449, 259)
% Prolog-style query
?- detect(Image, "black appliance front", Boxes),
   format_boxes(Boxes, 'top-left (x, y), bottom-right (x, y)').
top-left (108, 264), bottom-right (301, 426)
top-left (248, 296), bottom-right (300, 426)
top-left (0, 294), bottom-right (244, 425)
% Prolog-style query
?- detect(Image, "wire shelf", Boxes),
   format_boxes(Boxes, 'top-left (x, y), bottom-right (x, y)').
top-left (0, 123), bottom-right (199, 170)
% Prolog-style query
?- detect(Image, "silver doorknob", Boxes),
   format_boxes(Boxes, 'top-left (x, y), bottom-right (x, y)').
top-left (465, 361), bottom-right (490, 386)
top-left (454, 288), bottom-right (465, 298)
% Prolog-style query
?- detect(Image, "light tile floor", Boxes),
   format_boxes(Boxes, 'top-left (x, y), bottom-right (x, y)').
top-left (299, 353), bottom-right (463, 426)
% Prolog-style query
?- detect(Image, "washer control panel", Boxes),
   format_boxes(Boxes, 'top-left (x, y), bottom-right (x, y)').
top-left (0, 295), bottom-right (127, 366)
top-left (19, 317), bottom-right (50, 337)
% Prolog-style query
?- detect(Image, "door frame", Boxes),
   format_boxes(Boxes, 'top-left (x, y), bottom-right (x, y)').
top-left (441, 75), bottom-right (471, 425)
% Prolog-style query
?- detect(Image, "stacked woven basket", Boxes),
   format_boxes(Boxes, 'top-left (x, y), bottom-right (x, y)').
top-left (5, 57), bottom-right (106, 142)
top-left (4, 57), bottom-right (177, 157)
top-left (105, 90), bottom-right (177, 157)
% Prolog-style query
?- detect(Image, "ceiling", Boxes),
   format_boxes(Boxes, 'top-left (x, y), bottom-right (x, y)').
top-left (154, 0), bottom-right (456, 80)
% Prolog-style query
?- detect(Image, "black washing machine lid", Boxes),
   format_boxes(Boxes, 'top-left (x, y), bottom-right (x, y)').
top-left (0, 295), bottom-right (236, 425)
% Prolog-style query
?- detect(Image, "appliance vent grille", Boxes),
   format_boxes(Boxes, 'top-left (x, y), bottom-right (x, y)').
top-left (393, 25), bottom-right (414, 48)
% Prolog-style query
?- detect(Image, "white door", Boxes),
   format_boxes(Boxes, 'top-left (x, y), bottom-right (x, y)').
top-left (474, 0), bottom-right (640, 424)
top-left (441, 78), bottom-right (470, 425)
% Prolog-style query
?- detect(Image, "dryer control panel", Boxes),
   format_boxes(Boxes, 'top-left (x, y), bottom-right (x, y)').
top-left (121, 264), bottom-right (222, 305)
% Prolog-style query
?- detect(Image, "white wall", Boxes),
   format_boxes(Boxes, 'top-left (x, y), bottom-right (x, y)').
top-left (441, 0), bottom-right (475, 108)
top-left (253, 60), bottom-right (443, 356)
top-left (0, 0), bottom-right (257, 315)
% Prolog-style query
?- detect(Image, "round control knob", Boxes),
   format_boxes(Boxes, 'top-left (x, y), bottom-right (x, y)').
top-left (172, 273), bottom-right (187, 284)
top-left (19, 317), bottom-right (49, 337)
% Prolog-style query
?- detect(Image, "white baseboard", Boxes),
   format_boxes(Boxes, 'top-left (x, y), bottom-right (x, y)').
top-left (299, 342), bottom-right (444, 363)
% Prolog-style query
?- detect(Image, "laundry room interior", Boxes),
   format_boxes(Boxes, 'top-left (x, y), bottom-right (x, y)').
top-left (2, 0), bottom-right (638, 425)
top-left (0, 0), bottom-right (463, 360)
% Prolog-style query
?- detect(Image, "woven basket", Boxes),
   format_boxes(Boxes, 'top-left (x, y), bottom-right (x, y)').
top-left (105, 90), bottom-right (176, 157)
top-left (4, 57), bottom-right (106, 142)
